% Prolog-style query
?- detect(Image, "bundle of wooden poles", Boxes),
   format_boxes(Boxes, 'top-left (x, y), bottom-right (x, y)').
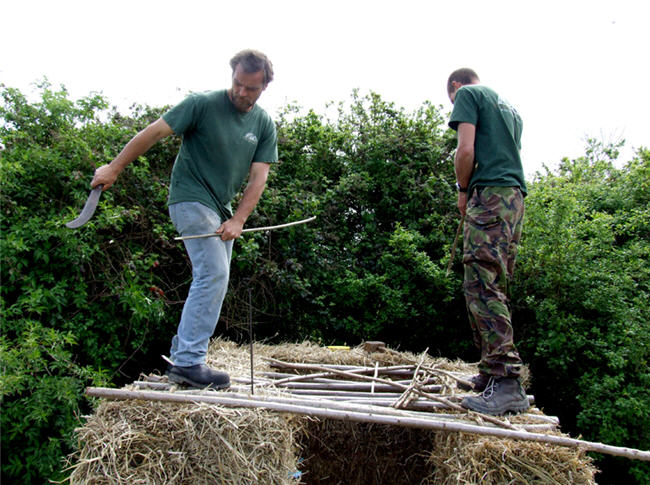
top-left (87, 351), bottom-right (650, 462)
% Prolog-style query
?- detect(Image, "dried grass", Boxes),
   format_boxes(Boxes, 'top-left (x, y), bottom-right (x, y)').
top-left (68, 338), bottom-right (597, 484)
top-left (425, 432), bottom-right (598, 485)
top-left (68, 400), bottom-right (303, 484)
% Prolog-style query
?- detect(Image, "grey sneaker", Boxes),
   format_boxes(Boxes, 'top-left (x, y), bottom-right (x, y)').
top-left (457, 373), bottom-right (490, 392)
top-left (461, 376), bottom-right (530, 415)
top-left (166, 364), bottom-right (230, 390)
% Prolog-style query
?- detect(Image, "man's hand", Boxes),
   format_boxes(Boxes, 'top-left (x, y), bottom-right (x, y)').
top-left (216, 218), bottom-right (245, 241)
top-left (218, 162), bottom-right (271, 241)
top-left (91, 164), bottom-right (120, 190)
top-left (457, 191), bottom-right (468, 216)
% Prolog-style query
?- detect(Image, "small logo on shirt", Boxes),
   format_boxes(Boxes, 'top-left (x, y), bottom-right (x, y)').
top-left (244, 132), bottom-right (258, 145)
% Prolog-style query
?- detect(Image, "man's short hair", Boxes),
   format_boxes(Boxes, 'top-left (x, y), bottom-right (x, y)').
top-left (447, 68), bottom-right (480, 95)
top-left (230, 49), bottom-right (274, 85)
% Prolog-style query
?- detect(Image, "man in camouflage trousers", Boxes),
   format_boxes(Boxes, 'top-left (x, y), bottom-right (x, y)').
top-left (447, 68), bottom-right (530, 415)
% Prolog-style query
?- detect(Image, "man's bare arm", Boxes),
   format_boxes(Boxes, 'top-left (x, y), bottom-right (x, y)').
top-left (454, 122), bottom-right (476, 216)
top-left (91, 118), bottom-right (174, 190)
top-left (217, 162), bottom-right (271, 240)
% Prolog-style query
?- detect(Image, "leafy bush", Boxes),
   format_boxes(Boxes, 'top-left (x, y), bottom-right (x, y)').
top-left (2, 82), bottom-right (647, 483)
top-left (1, 81), bottom-right (185, 483)
top-left (515, 142), bottom-right (650, 483)
top-left (0, 322), bottom-right (106, 482)
top-left (223, 92), bottom-right (469, 354)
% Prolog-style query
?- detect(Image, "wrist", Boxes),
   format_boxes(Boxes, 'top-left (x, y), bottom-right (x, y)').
top-left (229, 215), bottom-right (247, 227)
top-left (456, 183), bottom-right (468, 193)
top-left (105, 159), bottom-right (126, 177)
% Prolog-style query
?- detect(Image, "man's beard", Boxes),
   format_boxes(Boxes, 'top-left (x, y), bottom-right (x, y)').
top-left (232, 94), bottom-right (254, 112)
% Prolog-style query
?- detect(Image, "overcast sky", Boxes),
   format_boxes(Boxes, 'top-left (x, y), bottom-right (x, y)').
top-left (2, 0), bottom-right (648, 177)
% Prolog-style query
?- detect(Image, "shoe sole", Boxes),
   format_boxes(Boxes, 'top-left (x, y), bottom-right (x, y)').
top-left (166, 371), bottom-right (230, 390)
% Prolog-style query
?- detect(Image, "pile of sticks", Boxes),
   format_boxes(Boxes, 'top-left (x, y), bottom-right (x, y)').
top-left (86, 356), bottom-right (650, 462)
top-left (252, 358), bottom-right (539, 430)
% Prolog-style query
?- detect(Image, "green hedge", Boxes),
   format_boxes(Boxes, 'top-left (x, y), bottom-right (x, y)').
top-left (515, 144), bottom-right (650, 483)
top-left (1, 82), bottom-right (185, 483)
top-left (1, 82), bottom-right (648, 483)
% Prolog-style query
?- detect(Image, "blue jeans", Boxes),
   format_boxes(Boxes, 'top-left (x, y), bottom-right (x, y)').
top-left (169, 202), bottom-right (233, 367)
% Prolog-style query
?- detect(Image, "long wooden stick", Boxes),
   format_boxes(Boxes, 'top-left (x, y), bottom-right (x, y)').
top-left (269, 365), bottom-right (373, 386)
top-left (175, 216), bottom-right (316, 240)
top-left (272, 381), bottom-right (441, 392)
top-left (248, 288), bottom-right (254, 395)
top-left (85, 387), bottom-right (650, 462)
top-left (266, 366), bottom-right (422, 380)
top-left (267, 373), bottom-right (440, 389)
top-left (271, 363), bottom-right (417, 372)
top-left (446, 214), bottom-right (465, 275)
top-left (277, 389), bottom-right (405, 398)
top-left (216, 392), bottom-right (553, 431)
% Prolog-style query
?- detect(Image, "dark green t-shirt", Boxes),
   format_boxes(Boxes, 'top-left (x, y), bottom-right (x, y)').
top-left (163, 90), bottom-right (278, 221)
top-left (448, 85), bottom-right (527, 195)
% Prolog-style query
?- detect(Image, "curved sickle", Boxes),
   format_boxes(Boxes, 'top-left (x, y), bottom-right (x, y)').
top-left (65, 185), bottom-right (104, 228)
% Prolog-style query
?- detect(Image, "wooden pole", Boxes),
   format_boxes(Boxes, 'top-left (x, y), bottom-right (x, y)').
top-left (248, 288), bottom-right (254, 395)
top-left (268, 361), bottom-right (417, 373)
top-left (271, 381), bottom-right (442, 392)
top-left (446, 214), bottom-right (465, 276)
top-left (85, 387), bottom-right (650, 462)
top-left (175, 216), bottom-right (317, 240)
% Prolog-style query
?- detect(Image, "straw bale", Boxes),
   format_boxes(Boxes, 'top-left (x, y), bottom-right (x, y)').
top-left (68, 338), bottom-right (594, 484)
top-left (68, 399), bottom-right (303, 484)
top-left (297, 419), bottom-right (434, 485)
top-left (425, 432), bottom-right (598, 485)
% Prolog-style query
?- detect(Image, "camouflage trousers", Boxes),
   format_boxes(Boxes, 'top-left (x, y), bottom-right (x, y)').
top-left (463, 186), bottom-right (524, 378)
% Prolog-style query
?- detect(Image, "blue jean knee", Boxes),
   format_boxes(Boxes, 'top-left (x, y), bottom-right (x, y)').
top-left (169, 202), bottom-right (233, 367)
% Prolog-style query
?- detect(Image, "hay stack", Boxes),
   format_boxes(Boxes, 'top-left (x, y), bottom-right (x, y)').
top-left (427, 433), bottom-right (597, 485)
top-left (70, 400), bottom-right (301, 484)
top-left (68, 338), bottom-right (598, 484)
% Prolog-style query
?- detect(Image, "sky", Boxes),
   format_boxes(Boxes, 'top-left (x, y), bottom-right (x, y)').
top-left (2, 0), bottom-right (648, 178)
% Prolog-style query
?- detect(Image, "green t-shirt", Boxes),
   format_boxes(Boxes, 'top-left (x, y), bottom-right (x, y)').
top-left (448, 85), bottom-right (527, 195)
top-left (163, 90), bottom-right (278, 221)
